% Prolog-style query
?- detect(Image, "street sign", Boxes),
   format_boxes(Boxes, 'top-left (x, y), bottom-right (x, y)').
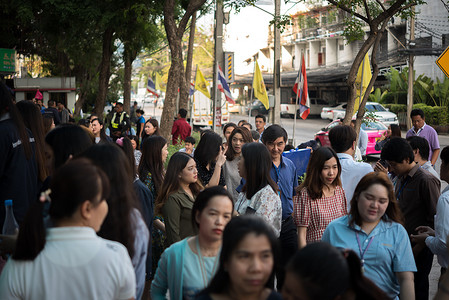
top-left (436, 46), bottom-right (449, 78)
top-left (0, 48), bottom-right (16, 73)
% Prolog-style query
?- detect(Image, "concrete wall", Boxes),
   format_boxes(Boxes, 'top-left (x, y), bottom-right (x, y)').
top-left (325, 38), bottom-right (338, 66)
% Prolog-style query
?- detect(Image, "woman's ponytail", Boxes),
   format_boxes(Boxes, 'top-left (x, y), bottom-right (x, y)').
top-left (12, 201), bottom-right (46, 260)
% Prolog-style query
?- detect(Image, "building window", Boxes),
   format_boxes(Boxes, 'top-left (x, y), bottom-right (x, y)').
top-left (339, 44), bottom-right (344, 51)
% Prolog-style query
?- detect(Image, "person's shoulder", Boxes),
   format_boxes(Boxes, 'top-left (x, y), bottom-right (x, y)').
top-left (281, 156), bottom-right (295, 169)
top-left (164, 237), bottom-right (189, 254)
top-left (424, 124), bottom-right (438, 134)
top-left (267, 290), bottom-right (283, 300)
top-left (98, 237), bottom-right (130, 256)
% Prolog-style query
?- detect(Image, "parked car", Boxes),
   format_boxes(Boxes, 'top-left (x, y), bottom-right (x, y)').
top-left (246, 100), bottom-right (270, 116)
top-left (320, 103), bottom-right (347, 120)
top-left (324, 102), bottom-right (399, 126)
top-left (314, 119), bottom-right (387, 155)
top-left (281, 98), bottom-right (329, 118)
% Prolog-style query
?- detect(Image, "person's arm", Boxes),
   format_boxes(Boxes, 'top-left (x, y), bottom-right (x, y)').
top-left (205, 147), bottom-right (226, 188)
top-left (298, 226), bottom-right (307, 249)
top-left (154, 219), bottom-right (165, 232)
top-left (396, 272), bottom-right (415, 300)
top-left (253, 188), bottom-right (282, 237)
top-left (431, 148), bottom-right (440, 166)
top-left (171, 120), bottom-right (178, 136)
top-left (162, 195), bottom-right (181, 247)
top-left (422, 177), bottom-right (440, 229)
top-left (150, 248), bottom-right (170, 300)
top-left (436, 267), bottom-right (449, 300)
top-left (138, 122), bottom-right (144, 138)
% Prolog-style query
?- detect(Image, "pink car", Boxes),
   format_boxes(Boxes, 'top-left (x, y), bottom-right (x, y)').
top-left (314, 120), bottom-right (387, 155)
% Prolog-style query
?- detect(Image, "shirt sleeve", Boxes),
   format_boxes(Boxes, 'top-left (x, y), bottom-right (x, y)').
top-left (131, 210), bottom-right (149, 300)
top-left (163, 195), bottom-right (182, 247)
top-left (393, 225), bottom-right (417, 272)
top-left (0, 260), bottom-right (22, 299)
top-left (150, 247), bottom-right (170, 300)
top-left (426, 194), bottom-right (449, 259)
top-left (429, 129), bottom-right (440, 150)
top-left (294, 189), bottom-right (311, 227)
top-left (118, 245), bottom-right (137, 300)
top-left (171, 120), bottom-right (178, 136)
top-left (254, 188), bottom-right (282, 237)
top-left (420, 176), bottom-right (440, 228)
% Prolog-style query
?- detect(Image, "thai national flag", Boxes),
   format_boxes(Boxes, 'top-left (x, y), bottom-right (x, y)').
top-left (217, 66), bottom-right (235, 104)
top-left (292, 55), bottom-right (310, 120)
top-left (147, 77), bottom-right (159, 97)
top-left (189, 82), bottom-right (195, 96)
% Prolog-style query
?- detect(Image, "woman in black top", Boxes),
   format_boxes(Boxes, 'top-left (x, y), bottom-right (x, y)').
top-left (194, 131), bottom-right (227, 188)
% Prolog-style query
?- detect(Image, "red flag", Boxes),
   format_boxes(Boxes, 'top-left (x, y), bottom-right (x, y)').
top-left (292, 55), bottom-right (310, 120)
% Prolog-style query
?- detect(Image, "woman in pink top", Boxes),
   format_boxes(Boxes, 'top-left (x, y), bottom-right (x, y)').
top-left (294, 146), bottom-right (347, 248)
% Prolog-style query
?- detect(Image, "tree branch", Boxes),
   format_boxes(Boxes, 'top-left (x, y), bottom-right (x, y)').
top-left (326, 0), bottom-right (369, 23)
top-left (375, 0), bottom-right (387, 12)
top-left (177, 0), bottom-right (207, 37)
top-left (363, 0), bottom-right (372, 23)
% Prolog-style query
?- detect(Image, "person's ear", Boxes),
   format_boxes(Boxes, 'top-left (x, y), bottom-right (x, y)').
top-left (352, 140), bottom-right (356, 150)
top-left (195, 210), bottom-right (201, 226)
top-left (79, 200), bottom-right (92, 221)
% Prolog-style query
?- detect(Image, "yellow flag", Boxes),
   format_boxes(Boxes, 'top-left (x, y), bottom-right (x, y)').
top-left (155, 73), bottom-right (165, 92)
top-left (253, 60), bottom-right (269, 109)
top-left (354, 53), bottom-right (374, 114)
top-left (195, 67), bottom-right (210, 98)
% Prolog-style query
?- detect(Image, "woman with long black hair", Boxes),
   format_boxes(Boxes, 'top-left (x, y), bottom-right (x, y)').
top-left (235, 143), bottom-right (282, 237)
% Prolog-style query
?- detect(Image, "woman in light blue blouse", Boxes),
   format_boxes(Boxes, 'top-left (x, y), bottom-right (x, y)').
top-left (151, 186), bottom-right (234, 300)
top-left (322, 172), bottom-right (416, 300)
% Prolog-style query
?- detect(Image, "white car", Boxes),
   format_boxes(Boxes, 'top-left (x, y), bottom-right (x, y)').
top-left (323, 102), bottom-right (398, 126)
top-left (320, 103), bottom-right (347, 120)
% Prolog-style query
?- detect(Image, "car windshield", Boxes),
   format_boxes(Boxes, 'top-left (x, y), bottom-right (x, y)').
top-left (252, 100), bottom-right (261, 105)
top-left (365, 104), bottom-right (386, 112)
top-left (362, 121), bottom-right (387, 130)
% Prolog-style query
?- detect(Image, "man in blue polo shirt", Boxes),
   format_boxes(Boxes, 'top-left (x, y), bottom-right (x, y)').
top-left (261, 124), bottom-right (298, 289)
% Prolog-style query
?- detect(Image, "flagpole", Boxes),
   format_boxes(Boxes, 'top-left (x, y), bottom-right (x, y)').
top-left (249, 60), bottom-right (256, 123)
top-left (358, 55), bottom-right (366, 113)
top-left (190, 65), bottom-right (198, 127)
top-left (292, 56), bottom-right (302, 147)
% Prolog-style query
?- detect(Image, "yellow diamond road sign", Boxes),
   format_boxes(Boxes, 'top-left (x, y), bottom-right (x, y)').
top-left (436, 46), bottom-right (449, 78)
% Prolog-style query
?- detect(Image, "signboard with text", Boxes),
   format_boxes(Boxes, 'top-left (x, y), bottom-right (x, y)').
top-left (0, 49), bottom-right (16, 73)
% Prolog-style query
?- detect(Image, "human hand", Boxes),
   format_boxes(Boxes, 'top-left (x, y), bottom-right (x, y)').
top-left (416, 226), bottom-right (435, 236)
top-left (216, 145), bottom-right (227, 167)
top-left (411, 233), bottom-right (428, 245)
top-left (374, 161), bottom-right (388, 174)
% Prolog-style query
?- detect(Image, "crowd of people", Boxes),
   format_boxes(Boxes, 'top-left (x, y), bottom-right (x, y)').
top-left (2, 80), bottom-right (449, 300)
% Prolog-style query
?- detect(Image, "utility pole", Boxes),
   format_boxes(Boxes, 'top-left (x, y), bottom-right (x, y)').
top-left (212, 0), bottom-right (223, 133)
top-left (271, 0), bottom-right (281, 125)
top-left (407, 7), bottom-right (415, 131)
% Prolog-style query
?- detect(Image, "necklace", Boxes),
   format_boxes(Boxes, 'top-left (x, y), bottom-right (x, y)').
top-left (355, 232), bottom-right (375, 273)
top-left (196, 236), bottom-right (220, 288)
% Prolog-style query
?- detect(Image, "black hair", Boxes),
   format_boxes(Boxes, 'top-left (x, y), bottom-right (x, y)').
top-left (0, 82), bottom-right (32, 159)
top-left (194, 131), bottom-right (223, 168)
top-left (406, 136), bottom-right (429, 162)
top-left (178, 108), bottom-right (187, 118)
top-left (45, 124), bottom-right (93, 170)
top-left (191, 186), bottom-right (234, 229)
top-left (79, 144), bottom-right (137, 258)
top-left (380, 138), bottom-right (415, 164)
top-left (202, 215), bottom-right (279, 294)
top-left (241, 143), bottom-right (278, 199)
top-left (225, 127), bottom-right (252, 161)
top-left (241, 122), bottom-right (252, 129)
top-left (138, 135), bottom-right (167, 193)
top-left (328, 125), bottom-right (357, 153)
top-left (90, 117), bottom-right (109, 143)
top-left (284, 144), bottom-right (295, 151)
top-left (77, 118), bottom-right (90, 128)
top-left (16, 100), bottom-right (48, 181)
top-left (251, 130), bottom-right (260, 141)
top-left (117, 136), bottom-right (136, 175)
top-left (261, 124), bottom-right (287, 144)
top-left (222, 122), bottom-right (237, 135)
top-left (441, 146), bottom-right (449, 165)
top-left (13, 158), bottom-right (110, 260)
top-left (42, 114), bottom-right (54, 134)
top-left (389, 124), bottom-right (401, 137)
top-left (285, 242), bottom-right (389, 300)
top-left (47, 99), bottom-right (56, 107)
top-left (255, 114), bottom-right (266, 123)
top-left (185, 136), bottom-right (196, 145)
top-left (410, 108), bottom-right (425, 119)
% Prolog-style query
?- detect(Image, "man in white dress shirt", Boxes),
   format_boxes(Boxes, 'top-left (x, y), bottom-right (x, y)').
top-left (328, 125), bottom-right (373, 211)
top-left (411, 145), bottom-right (449, 276)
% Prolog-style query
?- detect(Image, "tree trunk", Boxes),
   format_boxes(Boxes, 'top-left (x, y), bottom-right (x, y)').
top-left (123, 46), bottom-right (135, 115)
top-left (181, 12), bottom-right (197, 110)
top-left (160, 0), bottom-right (206, 140)
top-left (93, 27), bottom-right (114, 116)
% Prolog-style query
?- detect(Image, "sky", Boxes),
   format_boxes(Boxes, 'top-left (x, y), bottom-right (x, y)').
top-left (197, 1), bottom-right (307, 75)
